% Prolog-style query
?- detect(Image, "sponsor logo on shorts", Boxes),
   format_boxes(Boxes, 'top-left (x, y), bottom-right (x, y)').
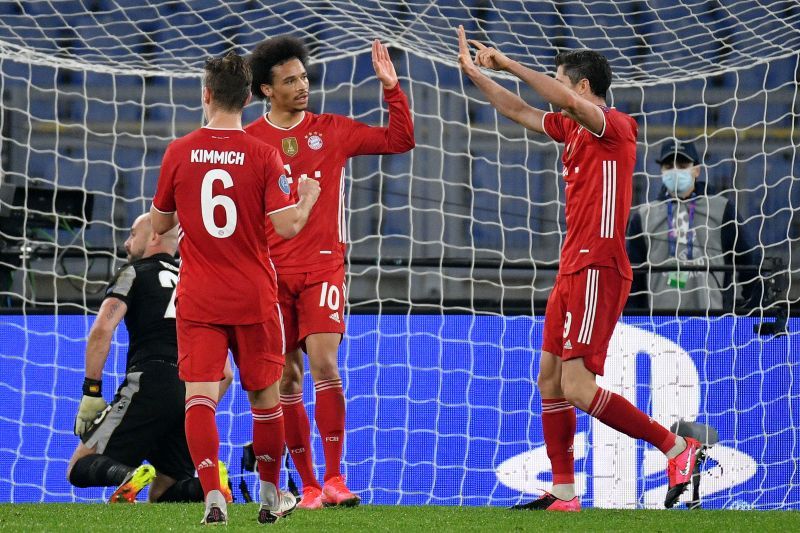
top-left (198, 458), bottom-right (215, 470)
top-left (329, 312), bottom-right (340, 323)
top-left (256, 454), bottom-right (275, 462)
top-left (564, 339), bottom-right (573, 350)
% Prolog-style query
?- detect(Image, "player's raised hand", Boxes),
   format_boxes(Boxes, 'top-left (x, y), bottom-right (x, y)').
top-left (457, 25), bottom-right (480, 78)
top-left (469, 38), bottom-right (511, 72)
top-left (74, 394), bottom-right (107, 436)
top-left (372, 39), bottom-right (398, 89)
top-left (297, 176), bottom-right (321, 206)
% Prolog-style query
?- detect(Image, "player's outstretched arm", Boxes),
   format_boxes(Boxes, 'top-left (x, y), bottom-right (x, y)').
top-left (457, 26), bottom-right (545, 134)
top-left (342, 40), bottom-right (415, 157)
top-left (74, 296), bottom-right (127, 435)
top-left (504, 60), bottom-right (605, 136)
top-left (270, 176), bottom-right (321, 238)
top-left (468, 31), bottom-right (605, 136)
top-left (84, 297), bottom-right (127, 380)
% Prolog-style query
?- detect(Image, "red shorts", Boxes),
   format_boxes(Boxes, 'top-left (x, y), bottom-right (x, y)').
top-left (176, 306), bottom-right (285, 391)
top-left (541, 266), bottom-right (630, 376)
top-left (277, 264), bottom-right (346, 353)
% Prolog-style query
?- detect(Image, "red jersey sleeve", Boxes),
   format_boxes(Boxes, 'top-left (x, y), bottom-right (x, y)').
top-left (595, 108), bottom-right (638, 147)
top-left (339, 84), bottom-right (415, 157)
top-left (542, 111), bottom-right (570, 143)
top-left (152, 144), bottom-right (177, 213)
top-left (261, 145), bottom-right (294, 215)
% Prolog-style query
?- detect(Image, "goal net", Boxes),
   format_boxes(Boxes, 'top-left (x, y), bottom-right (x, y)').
top-left (0, 0), bottom-right (798, 509)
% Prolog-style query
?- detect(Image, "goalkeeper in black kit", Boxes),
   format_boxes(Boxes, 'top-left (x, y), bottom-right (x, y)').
top-left (67, 213), bottom-right (233, 503)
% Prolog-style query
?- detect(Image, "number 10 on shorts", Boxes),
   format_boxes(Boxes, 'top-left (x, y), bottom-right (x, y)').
top-left (319, 281), bottom-right (341, 311)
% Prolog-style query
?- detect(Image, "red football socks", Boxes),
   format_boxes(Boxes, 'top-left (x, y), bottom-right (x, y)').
top-left (281, 392), bottom-right (321, 490)
top-left (252, 404), bottom-right (285, 486)
top-left (314, 378), bottom-right (345, 482)
top-left (184, 395), bottom-right (221, 496)
top-left (588, 387), bottom-right (676, 453)
top-left (541, 398), bottom-right (577, 485)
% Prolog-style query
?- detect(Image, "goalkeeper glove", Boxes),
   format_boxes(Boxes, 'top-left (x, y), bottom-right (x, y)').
top-left (74, 378), bottom-right (107, 436)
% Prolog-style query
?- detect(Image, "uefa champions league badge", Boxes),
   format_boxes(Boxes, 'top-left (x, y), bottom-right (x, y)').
top-left (306, 131), bottom-right (323, 150)
top-left (279, 174), bottom-right (291, 194)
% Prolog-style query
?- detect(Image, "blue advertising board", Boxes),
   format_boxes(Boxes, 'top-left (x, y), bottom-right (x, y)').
top-left (0, 314), bottom-right (797, 508)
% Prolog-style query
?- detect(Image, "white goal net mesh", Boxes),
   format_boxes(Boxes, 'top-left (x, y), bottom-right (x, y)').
top-left (0, 0), bottom-right (798, 509)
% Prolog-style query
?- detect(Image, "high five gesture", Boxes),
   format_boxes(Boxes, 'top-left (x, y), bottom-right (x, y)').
top-left (372, 39), bottom-right (398, 89)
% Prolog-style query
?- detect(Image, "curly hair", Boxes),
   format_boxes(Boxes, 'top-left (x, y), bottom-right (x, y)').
top-left (203, 51), bottom-right (252, 112)
top-left (248, 36), bottom-right (309, 99)
top-left (555, 49), bottom-right (612, 99)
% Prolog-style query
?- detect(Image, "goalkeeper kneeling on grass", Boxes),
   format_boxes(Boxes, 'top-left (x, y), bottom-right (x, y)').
top-left (67, 213), bottom-right (234, 503)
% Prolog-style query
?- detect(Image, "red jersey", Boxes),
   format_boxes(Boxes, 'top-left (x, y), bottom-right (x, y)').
top-left (244, 84), bottom-right (414, 274)
top-left (152, 127), bottom-right (293, 324)
top-left (542, 107), bottom-right (637, 280)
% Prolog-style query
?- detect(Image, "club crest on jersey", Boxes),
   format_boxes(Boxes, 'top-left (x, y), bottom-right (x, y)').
top-left (278, 174), bottom-right (291, 194)
top-left (282, 137), bottom-right (299, 156)
top-left (306, 131), bottom-right (323, 150)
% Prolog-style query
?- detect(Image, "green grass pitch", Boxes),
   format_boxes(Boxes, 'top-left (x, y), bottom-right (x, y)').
top-left (2, 504), bottom-right (799, 532)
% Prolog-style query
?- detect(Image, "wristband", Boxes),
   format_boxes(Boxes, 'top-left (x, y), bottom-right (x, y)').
top-left (82, 377), bottom-right (102, 397)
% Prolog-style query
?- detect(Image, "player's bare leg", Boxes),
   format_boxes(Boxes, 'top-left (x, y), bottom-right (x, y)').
top-left (537, 350), bottom-right (564, 398)
top-left (512, 351), bottom-right (580, 511)
top-left (280, 347), bottom-right (323, 508)
top-left (249, 383), bottom-right (297, 523)
top-left (559, 358), bottom-right (599, 412)
top-left (306, 332), bottom-right (359, 507)
top-left (219, 356), bottom-right (234, 400)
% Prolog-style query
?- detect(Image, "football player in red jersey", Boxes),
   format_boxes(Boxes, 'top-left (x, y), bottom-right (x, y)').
top-left (150, 52), bottom-right (320, 525)
top-left (458, 27), bottom-right (702, 511)
top-left (245, 36), bottom-right (414, 509)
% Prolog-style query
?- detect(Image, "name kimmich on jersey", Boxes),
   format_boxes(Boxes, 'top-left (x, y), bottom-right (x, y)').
top-left (190, 149), bottom-right (246, 166)
top-left (152, 128), bottom-right (292, 324)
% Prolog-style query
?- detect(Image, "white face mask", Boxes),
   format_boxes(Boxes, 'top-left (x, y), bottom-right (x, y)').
top-left (662, 168), bottom-right (694, 195)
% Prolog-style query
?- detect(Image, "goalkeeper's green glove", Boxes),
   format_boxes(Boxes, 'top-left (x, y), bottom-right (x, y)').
top-left (74, 378), bottom-right (107, 436)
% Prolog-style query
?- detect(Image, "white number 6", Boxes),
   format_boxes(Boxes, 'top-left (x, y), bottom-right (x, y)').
top-left (201, 169), bottom-right (237, 238)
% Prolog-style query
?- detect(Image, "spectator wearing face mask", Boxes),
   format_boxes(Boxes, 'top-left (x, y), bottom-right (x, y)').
top-left (627, 139), bottom-right (762, 312)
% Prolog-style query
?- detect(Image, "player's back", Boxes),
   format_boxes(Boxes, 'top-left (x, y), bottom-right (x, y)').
top-left (154, 127), bottom-right (290, 325)
top-left (106, 253), bottom-right (180, 371)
